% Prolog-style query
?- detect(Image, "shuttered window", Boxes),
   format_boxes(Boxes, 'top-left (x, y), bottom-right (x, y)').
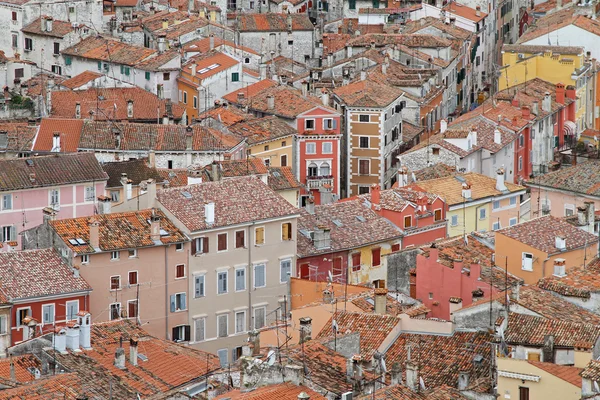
top-left (352, 253), bottom-right (361, 272)
top-left (281, 222), bottom-right (292, 241)
top-left (372, 248), bottom-right (381, 267)
top-left (255, 227), bottom-right (265, 245)
top-left (194, 275), bottom-right (205, 298)
top-left (217, 314), bottom-right (228, 337)
top-left (217, 233), bottom-right (227, 251)
top-left (254, 264), bottom-right (266, 288)
top-left (194, 318), bottom-right (205, 341)
top-left (235, 230), bottom-right (245, 248)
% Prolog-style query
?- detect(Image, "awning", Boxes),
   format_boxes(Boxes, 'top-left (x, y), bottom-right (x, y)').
top-left (563, 120), bottom-right (577, 136)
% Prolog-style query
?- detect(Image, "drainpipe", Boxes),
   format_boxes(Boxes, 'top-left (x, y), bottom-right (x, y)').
top-left (542, 257), bottom-right (549, 279)
top-left (165, 245), bottom-right (169, 340)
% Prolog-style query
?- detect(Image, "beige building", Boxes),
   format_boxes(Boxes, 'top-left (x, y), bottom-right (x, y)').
top-left (157, 176), bottom-right (299, 365)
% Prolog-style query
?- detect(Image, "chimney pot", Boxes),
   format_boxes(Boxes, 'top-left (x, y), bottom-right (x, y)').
top-left (299, 317), bottom-right (312, 343)
top-left (129, 337), bottom-right (139, 366)
top-left (88, 218), bottom-right (100, 251)
top-left (496, 168), bottom-right (507, 192)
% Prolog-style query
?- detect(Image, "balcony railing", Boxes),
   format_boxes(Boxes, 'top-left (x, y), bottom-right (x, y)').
top-left (306, 175), bottom-right (334, 190)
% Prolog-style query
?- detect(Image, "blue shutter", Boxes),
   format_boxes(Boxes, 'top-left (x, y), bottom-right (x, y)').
top-left (332, 119), bottom-right (337, 129)
top-left (181, 293), bottom-right (186, 310)
top-left (170, 295), bottom-right (176, 312)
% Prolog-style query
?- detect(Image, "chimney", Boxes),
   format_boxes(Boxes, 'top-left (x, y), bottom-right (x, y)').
top-left (9, 356), bottom-right (15, 382)
top-left (162, 17), bottom-right (168, 29)
top-left (121, 173), bottom-right (132, 200)
top-left (148, 150), bottom-right (156, 168)
top-left (211, 161), bottom-right (219, 181)
top-left (322, 289), bottom-right (333, 303)
top-left (470, 129), bottom-right (477, 146)
top-left (382, 62), bottom-right (387, 75)
top-left (146, 179), bottom-right (157, 204)
top-left (97, 196), bottom-right (111, 214)
top-left (129, 337), bottom-right (138, 366)
top-left (553, 258), bottom-right (566, 276)
top-left (52, 132), bottom-right (60, 151)
top-left (75, 102), bottom-right (81, 119)
top-left (209, 33), bottom-right (215, 50)
top-left (301, 80), bottom-right (308, 97)
top-left (374, 287), bottom-right (388, 315)
top-left (566, 85), bottom-right (576, 101)
top-left (391, 362), bottom-right (402, 385)
top-left (440, 119), bottom-right (447, 134)
top-left (555, 235), bottom-right (566, 250)
top-left (321, 89), bottom-right (330, 106)
top-left (510, 281), bottom-right (521, 301)
top-left (190, 63), bottom-right (197, 77)
top-left (397, 166), bottom-right (408, 187)
top-left (532, 101), bottom-right (539, 116)
top-left (521, 106), bottom-right (530, 119)
top-left (306, 197), bottom-right (315, 214)
top-left (346, 45), bottom-right (353, 58)
top-left (150, 208), bottom-right (161, 242)
top-left (66, 323), bottom-right (80, 350)
top-left (313, 225), bottom-right (331, 250)
top-left (542, 92), bottom-right (551, 113)
top-left (351, 355), bottom-right (364, 382)
top-left (461, 183), bottom-right (472, 200)
top-left (157, 33), bottom-right (166, 53)
top-left (585, 201), bottom-right (595, 232)
top-left (114, 128), bottom-right (122, 149)
top-left (511, 97), bottom-right (519, 107)
top-left (543, 335), bottom-right (555, 363)
top-left (267, 95), bottom-right (275, 110)
top-left (287, 13), bottom-right (292, 31)
top-left (204, 202), bottom-right (215, 225)
top-left (556, 0), bottom-right (562, 8)
top-left (475, 5), bottom-right (481, 16)
top-left (449, 297), bottom-right (463, 320)
top-left (249, 330), bottom-right (260, 356)
top-left (127, 100), bottom-right (134, 118)
top-left (556, 83), bottom-right (565, 104)
top-left (458, 371), bottom-right (470, 390)
top-left (496, 168), bottom-right (507, 192)
top-left (405, 361), bottom-right (419, 391)
top-left (186, 126), bottom-right (193, 151)
top-left (41, 16), bottom-right (46, 32)
top-left (299, 317), bottom-right (312, 343)
top-left (259, 63), bottom-right (267, 80)
top-left (53, 328), bottom-right (67, 353)
top-left (77, 312), bottom-right (91, 349)
top-left (237, 92), bottom-right (245, 103)
top-left (188, 0), bottom-right (194, 11)
top-left (46, 16), bottom-right (53, 32)
top-left (494, 129), bottom-right (501, 144)
top-left (578, 205), bottom-right (587, 225)
top-left (360, 70), bottom-right (366, 81)
top-left (370, 184), bottom-right (381, 206)
top-left (327, 52), bottom-right (333, 69)
top-left (88, 218), bottom-right (100, 251)
top-left (114, 346), bottom-right (126, 369)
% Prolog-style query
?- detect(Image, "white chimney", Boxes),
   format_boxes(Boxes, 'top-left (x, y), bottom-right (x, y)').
top-left (52, 132), bottom-right (60, 151)
top-left (374, 287), bottom-right (388, 315)
top-left (397, 166), bottom-right (408, 187)
top-left (75, 102), bottom-right (81, 119)
top-left (77, 312), bottom-right (92, 349)
top-left (470, 130), bottom-right (477, 146)
top-left (360, 70), bottom-right (366, 81)
top-left (114, 347), bottom-right (126, 369)
top-left (209, 34), bottom-right (215, 50)
top-left (190, 63), bottom-right (197, 76)
top-left (127, 100), bottom-right (134, 118)
top-left (495, 168), bottom-right (507, 192)
top-left (555, 235), bottom-right (566, 250)
top-left (204, 202), bottom-right (215, 225)
top-left (494, 129), bottom-right (501, 144)
top-left (46, 17), bottom-right (53, 32)
top-left (65, 324), bottom-right (80, 351)
top-left (267, 95), bottom-right (275, 110)
top-left (462, 183), bottom-right (472, 200)
top-left (440, 119), bottom-right (447, 134)
top-left (321, 89), bottom-right (329, 106)
top-left (129, 337), bottom-right (138, 366)
top-left (53, 328), bottom-right (67, 353)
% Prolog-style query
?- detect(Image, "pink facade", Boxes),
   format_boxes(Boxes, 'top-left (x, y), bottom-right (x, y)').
top-left (297, 250), bottom-right (348, 283)
top-left (415, 248), bottom-right (498, 320)
top-left (295, 106), bottom-right (342, 205)
top-left (0, 182), bottom-right (106, 251)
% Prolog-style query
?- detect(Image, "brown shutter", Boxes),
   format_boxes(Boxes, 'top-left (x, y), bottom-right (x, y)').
top-left (352, 253), bottom-right (360, 267)
top-left (282, 223), bottom-right (289, 241)
top-left (372, 247), bottom-right (381, 267)
top-left (202, 237), bottom-right (209, 253)
top-left (256, 227), bottom-right (264, 245)
top-left (236, 231), bottom-right (245, 248)
top-left (191, 238), bottom-right (197, 255)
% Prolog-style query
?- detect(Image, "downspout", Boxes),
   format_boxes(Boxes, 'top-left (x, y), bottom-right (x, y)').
top-left (165, 245), bottom-right (169, 340)
top-left (542, 257), bottom-right (549, 279)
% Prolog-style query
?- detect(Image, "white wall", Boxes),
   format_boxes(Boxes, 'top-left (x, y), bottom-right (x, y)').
top-left (523, 25), bottom-right (600, 59)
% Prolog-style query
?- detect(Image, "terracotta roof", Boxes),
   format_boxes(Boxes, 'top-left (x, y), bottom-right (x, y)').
top-left (581, 360), bottom-right (600, 381)
top-left (135, 50), bottom-right (180, 71)
top-left (268, 166), bottom-right (302, 191)
top-left (518, 8), bottom-right (600, 44)
top-left (0, 249), bottom-right (91, 300)
top-left (358, 384), bottom-right (470, 400)
top-left (360, 186), bottom-right (438, 213)
top-left (333, 78), bottom-right (404, 107)
top-left (527, 161), bottom-right (600, 197)
top-left (402, 16), bottom-right (473, 41)
top-left (514, 286), bottom-right (600, 324)
top-left (237, 13), bottom-right (314, 31)
top-left (528, 361), bottom-right (582, 387)
top-left (0, 373), bottom-right (84, 399)
top-left (223, 79), bottom-right (278, 104)
top-left (497, 215), bottom-right (598, 254)
top-left (0, 355), bottom-right (41, 383)
top-left (386, 330), bottom-right (492, 389)
top-left (21, 73), bottom-right (66, 98)
top-left (32, 118), bottom-right (84, 153)
top-left (442, 2), bottom-right (487, 22)
top-left (501, 312), bottom-right (600, 349)
top-left (79, 121), bottom-right (242, 152)
top-left (229, 115), bottom-right (296, 144)
top-left (503, 44), bottom-right (584, 56)
top-left (22, 17), bottom-right (78, 38)
top-left (316, 311), bottom-right (399, 359)
top-left (200, 106), bottom-right (254, 126)
top-left (102, 158), bottom-right (165, 188)
top-left (50, 87), bottom-right (185, 121)
top-left (297, 199), bottom-right (403, 258)
top-left (215, 383), bottom-right (326, 400)
top-left (538, 257), bottom-right (600, 298)
top-left (50, 209), bottom-right (187, 254)
top-left (0, 122), bottom-right (37, 153)
top-left (335, 18), bottom-right (385, 35)
top-left (323, 33), bottom-right (352, 54)
top-left (61, 36), bottom-right (157, 66)
top-left (346, 33), bottom-right (453, 48)
top-left (402, 303), bottom-right (431, 317)
top-left (447, 116), bottom-right (517, 154)
top-left (413, 163), bottom-right (457, 181)
top-left (402, 121), bottom-right (425, 143)
top-left (157, 176), bottom-right (298, 232)
top-left (60, 71), bottom-right (104, 90)
top-left (153, 17), bottom-right (210, 41)
top-left (0, 153), bottom-right (107, 192)
top-left (350, 291), bottom-right (414, 316)
top-left (198, 158), bottom-right (268, 181)
top-left (183, 50), bottom-right (238, 79)
top-left (410, 173), bottom-right (525, 206)
top-left (183, 36), bottom-right (259, 55)
top-left (156, 168), bottom-right (188, 187)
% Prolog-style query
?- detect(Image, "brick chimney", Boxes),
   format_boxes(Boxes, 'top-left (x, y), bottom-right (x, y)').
top-left (556, 83), bottom-right (565, 105)
top-left (370, 184), bottom-right (381, 207)
top-left (511, 97), bottom-right (519, 107)
top-left (267, 95), bottom-right (275, 110)
top-left (299, 317), bottom-right (312, 343)
top-left (88, 217), bottom-right (100, 251)
top-left (129, 337), bottom-right (138, 366)
top-left (566, 84), bottom-right (576, 101)
top-left (521, 106), bottom-right (530, 119)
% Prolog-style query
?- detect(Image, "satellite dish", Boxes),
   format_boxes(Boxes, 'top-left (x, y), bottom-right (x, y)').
top-left (266, 350), bottom-right (276, 366)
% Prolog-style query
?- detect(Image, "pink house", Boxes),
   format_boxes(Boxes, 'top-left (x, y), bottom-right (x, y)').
top-left (415, 235), bottom-right (521, 320)
top-left (295, 105), bottom-right (342, 205)
top-left (0, 153), bottom-right (107, 251)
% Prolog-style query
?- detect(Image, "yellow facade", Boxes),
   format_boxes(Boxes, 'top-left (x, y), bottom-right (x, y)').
top-left (348, 241), bottom-right (397, 285)
top-left (447, 203), bottom-right (490, 238)
top-left (248, 136), bottom-right (293, 168)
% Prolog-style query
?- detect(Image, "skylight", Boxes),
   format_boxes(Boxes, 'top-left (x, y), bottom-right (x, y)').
top-left (198, 63), bottom-right (221, 74)
top-left (182, 191), bottom-right (192, 199)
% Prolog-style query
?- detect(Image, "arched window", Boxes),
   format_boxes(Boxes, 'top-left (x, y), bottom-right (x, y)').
top-left (308, 163), bottom-right (318, 177)
top-left (319, 162), bottom-right (330, 176)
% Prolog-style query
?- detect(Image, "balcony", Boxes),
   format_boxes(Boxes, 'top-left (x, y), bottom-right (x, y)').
top-left (306, 175), bottom-right (334, 190)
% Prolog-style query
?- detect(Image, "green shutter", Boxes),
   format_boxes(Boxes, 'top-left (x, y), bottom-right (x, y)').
top-left (232, 72), bottom-right (239, 82)
top-left (125, 67), bottom-right (130, 76)
top-left (120, 65), bottom-right (124, 74)
top-left (372, 0), bottom-right (379, 7)
top-left (145, 71), bottom-right (150, 80)
top-left (323, 1), bottom-right (328, 10)
top-left (349, 0), bottom-right (355, 9)
top-left (97, 61), bottom-right (102, 71)
top-left (65, 56), bottom-right (71, 66)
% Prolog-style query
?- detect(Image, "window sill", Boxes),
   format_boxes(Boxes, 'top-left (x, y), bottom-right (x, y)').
top-left (175, 276), bottom-right (186, 280)
top-left (521, 267), bottom-right (533, 272)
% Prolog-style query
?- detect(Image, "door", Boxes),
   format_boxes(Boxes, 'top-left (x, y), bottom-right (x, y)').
top-left (300, 263), bottom-right (310, 279)
top-left (519, 386), bottom-right (529, 400)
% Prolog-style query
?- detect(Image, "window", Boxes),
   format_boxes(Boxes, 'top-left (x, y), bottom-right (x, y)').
top-left (565, 204), bottom-right (575, 217)
top-left (14, 68), bottom-right (23, 80)
top-left (128, 300), bottom-right (138, 318)
top-left (51, 65), bottom-right (62, 75)
top-left (280, 259), bottom-right (291, 283)
top-left (349, 0), bottom-right (355, 8)
top-left (110, 275), bottom-right (121, 290)
top-left (522, 252), bottom-right (533, 271)
top-left (509, 217), bottom-right (518, 226)
top-left (235, 230), bottom-right (245, 248)
top-left (217, 271), bottom-right (228, 294)
top-left (254, 307), bottom-right (266, 329)
top-left (451, 215), bottom-right (459, 226)
top-left (492, 221), bottom-right (500, 230)
top-left (24, 38), bottom-right (32, 51)
top-left (194, 275), bottom-right (205, 298)
top-left (308, 162), bottom-right (318, 177)
top-left (429, 292), bottom-right (434, 300)
top-left (518, 156), bottom-right (523, 171)
top-left (66, 300), bottom-right (78, 320)
top-left (172, 325), bottom-right (190, 342)
top-left (372, 247), bottom-right (381, 267)
top-left (42, 304), bottom-right (55, 324)
top-left (244, 57), bottom-right (251, 63)
top-left (11, 11), bottom-right (16, 20)
top-left (111, 251), bottom-right (120, 260)
top-left (110, 191), bottom-right (120, 202)
top-left (264, 145), bottom-right (269, 151)
top-left (120, 66), bottom-right (130, 76)
top-left (235, 311), bottom-right (246, 333)
top-left (352, 253), bottom-right (361, 272)
top-left (1, 194), bottom-right (11, 210)
top-left (519, 386), bottom-right (529, 400)
top-left (193, 237), bottom-right (209, 254)
top-left (254, 264), bottom-right (266, 288)
top-left (0, 316), bottom-right (6, 335)
top-left (82, 185), bottom-right (95, 202)
top-left (145, 71), bottom-right (150, 80)
top-left (392, 243), bottom-right (400, 252)
top-left (235, 267), bottom-right (246, 291)
top-left (49, 189), bottom-right (59, 208)
top-left (323, 119), bottom-right (334, 130)
top-left (194, 318), bottom-right (205, 342)
top-left (217, 233), bottom-right (227, 251)
top-left (176, 264), bottom-right (185, 278)
top-left (217, 349), bottom-right (228, 366)
top-left (128, 249), bottom-right (137, 258)
top-left (492, 200), bottom-right (500, 210)
top-left (176, 243), bottom-right (184, 251)
top-left (170, 293), bottom-right (186, 311)
top-left (404, 215), bottom-right (412, 228)
top-left (110, 303), bottom-right (121, 320)
top-left (358, 186), bottom-right (370, 195)
top-left (519, 134), bottom-right (524, 147)
top-left (183, 92), bottom-right (188, 104)
top-left (193, 96), bottom-right (198, 109)
top-left (11, 34), bottom-right (17, 49)
top-left (359, 115), bottom-right (370, 122)
top-left (255, 227), bottom-right (265, 245)
top-left (306, 142), bottom-right (316, 154)
top-left (281, 154), bottom-right (288, 167)
top-left (163, 72), bottom-right (170, 81)
top-left (282, 222), bottom-right (292, 241)
top-left (128, 271), bottom-right (138, 285)
top-left (359, 160), bottom-right (370, 175)
top-left (322, 142), bottom-right (333, 154)
top-left (217, 314), bottom-right (228, 337)
top-left (232, 72), bottom-right (239, 82)
top-left (16, 308), bottom-right (30, 326)
top-left (479, 208), bottom-right (486, 220)
top-left (319, 162), bottom-right (330, 176)
top-left (282, 141), bottom-right (287, 147)
top-left (509, 196), bottom-right (517, 206)
top-left (432, 148), bottom-right (440, 156)
top-left (305, 119), bottom-right (315, 130)
top-left (81, 254), bottom-right (89, 264)
top-left (1, 225), bottom-right (15, 242)
top-left (434, 209), bottom-right (442, 221)
top-left (359, 137), bottom-right (369, 148)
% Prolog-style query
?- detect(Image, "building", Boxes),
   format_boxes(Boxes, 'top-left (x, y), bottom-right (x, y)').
top-left (0, 153), bottom-right (107, 251)
top-left (0, 121), bottom-right (38, 159)
top-left (215, 383), bottom-right (326, 400)
top-left (101, 158), bottom-right (166, 205)
top-left (0, 248), bottom-right (92, 352)
top-left (411, 171), bottom-right (526, 237)
top-left (332, 76), bottom-right (405, 196)
top-left (59, 71), bottom-right (131, 91)
top-left (495, 215), bottom-right (599, 284)
top-left (156, 176), bottom-right (299, 363)
top-left (22, 209), bottom-right (189, 341)
top-left (297, 198), bottom-right (402, 285)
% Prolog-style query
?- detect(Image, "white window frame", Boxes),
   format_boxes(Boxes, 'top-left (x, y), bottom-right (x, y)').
top-left (305, 142), bottom-right (316, 154)
top-left (323, 118), bottom-right (334, 130)
top-left (49, 189), bottom-right (60, 209)
top-left (492, 200), bottom-right (500, 210)
top-left (2, 194), bottom-right (12, 211)
top-left (509, 196), bottom-right (517, 206)
top-left (128, 249), bottom-right (137, 258)
top-left (65, 300), bottom-right (79, 321)
top-left (84, 185), bottom-right (95, 202)
top-left (235, 267), bottom-right (246, 292)
top-left (109, 303), bottom-right (121, 321)
top-left (451, 215), bottom-right (459, 226)
top-left (509, 217), bottom-right (518, 226)
top-left (217, 271), bottom-right (228, 294)
top-left (492, 221), bottom-right (501, 231)
top-left (280, 258), bottom-right (292, 283)
top-left (42, 303), bottom-right (55, 325)
top-left (176, 242), bottom-right (184, 251)
top-left (174, 292), bottom-right (187, 311)
top-left (81, 254), bottom-right (89, 264)
top-left (304, 118), bottom-right (315, 130)
top-left (16, 307), bottom-right (31, 326)
top-left (479, 208), bottom-right (486, 220)
top-left (1, 226), bottom-right (15, 242)
top-left (0, 315), bottom-right (7, 335)
top-left (522, 252), bottom-right (533, 271)
top-left (128, 270), bottom-right (138, 285)
top-left (322, 141), bottom-right (333, 154)
top-left (565, 204), bottom-right (575, 217)
top-left (253, 263), bottom-right (266, 288)
top-left (111, 251), bottom-right (120, 260)
top-left (235, 310), bottom-right (246, 334)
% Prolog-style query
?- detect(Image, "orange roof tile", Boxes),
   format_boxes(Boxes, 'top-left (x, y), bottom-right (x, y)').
top-left (183, 36), bottom-right (259, 55)
top-left (201, 106), bottom-right (255, 126)
top-left (0, 355), bottom-right (41, 383)
top-left (215, 383), bottom-right (326, 399)
top-left (22, 17), bottom-right (80, 38)
top-left (223, 79), bottom-right (278, 104)
top-left (33, 118), bottom-right (84, 152)
top-left (442, 2), bottom-right (487, 22)
top-left (59, 71), bottom-right (104, 89)
top-left (61, 36), bottom-right (156, 66)
top-left (156, 168), bottom-right (189, 187)
top-left (237, 13), bottom-right (313, 31)
top-left (528, 361), bottom-right (582, 386)
top-left (184, 51), bottom-right (239, 79)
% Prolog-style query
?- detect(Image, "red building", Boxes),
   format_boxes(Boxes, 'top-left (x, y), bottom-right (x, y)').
top-left (0, 249), bottom-right (92, 347)
top-left (294, 104), bottom-right (342, 206)
top-left (415, 235), bottom-right (520, 320)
